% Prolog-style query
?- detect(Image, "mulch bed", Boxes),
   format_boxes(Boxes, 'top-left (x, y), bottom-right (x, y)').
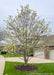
top-left (14, 64), bottom-right (38, 71)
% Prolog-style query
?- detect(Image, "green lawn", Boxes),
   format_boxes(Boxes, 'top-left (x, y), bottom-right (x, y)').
top-left (0, 51), bottom-right (1, 55)
top-left (0, 51), bottom-right (22, 57)
top-left (3, 62), bottom-right (54, 75)
top-left (2, 53), bottom-right (22, 57)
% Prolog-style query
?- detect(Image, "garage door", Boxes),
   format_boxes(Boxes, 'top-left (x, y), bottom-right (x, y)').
top-left (50, 50), bottom-right (54, 60)
top-left (34, 50), bottom-right (44, 58)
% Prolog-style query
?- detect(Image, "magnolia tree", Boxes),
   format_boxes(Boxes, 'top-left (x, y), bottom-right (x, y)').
top-left (3, 5), bottom-right (51, 65)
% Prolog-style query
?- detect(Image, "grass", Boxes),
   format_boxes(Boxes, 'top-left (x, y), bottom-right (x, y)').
top-left (3, 62), bottom-right (54, 75)
top-left (0, 51), bottom-right (22, 57)
top-left (0, 51), bottom-right (1, 55)
top-left (2, 53), bottom-right (22, 57)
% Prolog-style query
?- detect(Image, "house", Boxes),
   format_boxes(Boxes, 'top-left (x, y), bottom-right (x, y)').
top-left (33, 35), bottom-right (54, 60)
top-left (0, 34), bottom-right (54, 60)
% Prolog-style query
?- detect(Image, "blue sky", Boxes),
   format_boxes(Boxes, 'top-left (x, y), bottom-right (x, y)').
top-left (0, 0), bottom-right (54, 34)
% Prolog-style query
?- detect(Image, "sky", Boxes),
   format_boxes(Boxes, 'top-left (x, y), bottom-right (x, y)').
top-left (0, 0), bottom-right (54, 34)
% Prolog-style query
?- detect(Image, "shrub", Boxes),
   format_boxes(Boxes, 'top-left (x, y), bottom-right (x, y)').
top-left (30, 49), bottom-right (33, 56)
top-left (26, 49), bottom-right (33, 56)
top-left (1, 50), bottom-right (8, 54)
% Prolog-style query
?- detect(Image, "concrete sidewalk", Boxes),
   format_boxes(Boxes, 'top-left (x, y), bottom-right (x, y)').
top-left (0, 55), bottom-right (5, 75)
top-left (5, 57), bottom-right (54, 63)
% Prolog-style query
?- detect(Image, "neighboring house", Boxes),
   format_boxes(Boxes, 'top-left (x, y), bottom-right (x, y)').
top-left (0, 34), bottom-right (54, 60)
top-left (33, 35), bottom-right (54, 60)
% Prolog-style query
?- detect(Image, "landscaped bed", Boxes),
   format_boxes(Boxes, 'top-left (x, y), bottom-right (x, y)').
top-left (3, 62), bottom-right (54, 75)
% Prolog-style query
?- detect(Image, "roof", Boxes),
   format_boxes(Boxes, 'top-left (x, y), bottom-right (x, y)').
top-left (38, 35), bottom-right (54, 47)
top-left (0, 35), bottom-right (54, 47)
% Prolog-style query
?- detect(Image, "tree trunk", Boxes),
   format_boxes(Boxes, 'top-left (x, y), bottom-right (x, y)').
top-left (24, 50), bottom-right (28, 66)
top-left (24, 60), bottom-right (27, 66)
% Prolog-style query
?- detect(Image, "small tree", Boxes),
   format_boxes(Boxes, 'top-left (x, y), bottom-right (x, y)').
top-left (3, 5), bottom-right (51, 65)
